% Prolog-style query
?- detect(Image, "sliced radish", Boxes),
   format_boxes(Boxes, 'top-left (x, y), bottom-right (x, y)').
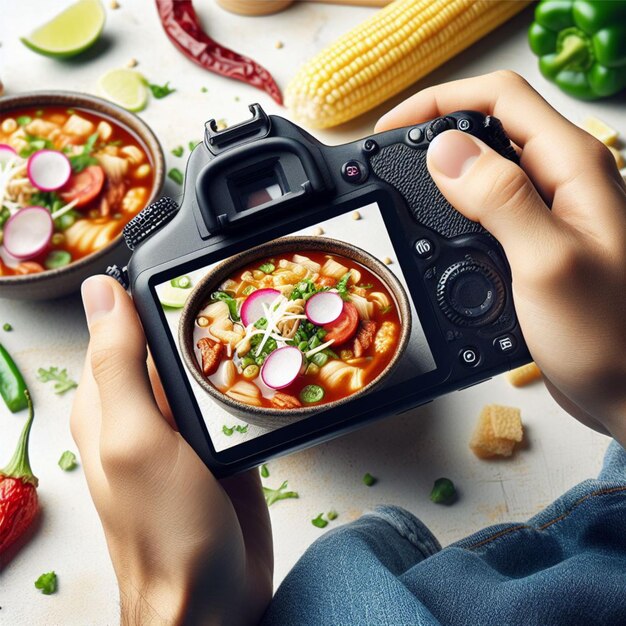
top-left (305, 291), bottom-right (344, 325)
top-left (240, 288), bottom-right (281, 326)
top-left (3, 206), bottom-right (54, 260)
top-left (261, 346), bottom-right (304, 390)
top-left (27, 149), bottom-right (72, 191)
top-left (0, 144), bottom-right (17, 168)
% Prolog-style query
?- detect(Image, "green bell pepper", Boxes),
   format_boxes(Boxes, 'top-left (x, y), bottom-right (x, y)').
top-left (529, 0), bottom-right (626, 99)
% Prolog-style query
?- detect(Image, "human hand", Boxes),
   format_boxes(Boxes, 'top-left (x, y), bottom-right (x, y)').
top-left (71, 276), bottom-right (273, 625)
top-left (376, 71), bottom-right (626, 444)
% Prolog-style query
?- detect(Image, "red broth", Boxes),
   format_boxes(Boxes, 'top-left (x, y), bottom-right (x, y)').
top-left (0, 106), bottom-right (154, 275)
top-left (193, 249), bottom-right (402, 410)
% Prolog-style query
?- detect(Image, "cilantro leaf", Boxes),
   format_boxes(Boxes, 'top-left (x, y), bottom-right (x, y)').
top-left (312, 513), bottom-right (328, 528)
top-left (171, 145), bottom-right (184, 158)
top-left (34, 571), bottom-right (57, 595)
top-left (222, 424), bottom-right (248, 436)
top-left (168, 168), bottom-right (184, 185)
top-left (260, 463), bottom-right (270, 478)
top-left (336, 272), bottom-right (351, 300)
top-left (58, 450), bottom-right (78, 471)
top-left (147, 81), bottom-right (176, 99)
top-left (37, 367), bottom-right (78, 395)
top-left (69, 132), bottom-right (99, 173)
top-left (263, 480), bottom-right (299, 506)
top-left (362, 472), bottom-right (377, 487)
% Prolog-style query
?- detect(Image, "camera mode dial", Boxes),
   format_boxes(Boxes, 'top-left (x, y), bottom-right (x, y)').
top-left (436, 259), bottom-right (505, 327)
top-left (123, 197), bottom-right (180, 251)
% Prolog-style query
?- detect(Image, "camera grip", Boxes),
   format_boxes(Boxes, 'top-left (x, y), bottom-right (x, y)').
top-left (370, 145), bottom-right (485, 239)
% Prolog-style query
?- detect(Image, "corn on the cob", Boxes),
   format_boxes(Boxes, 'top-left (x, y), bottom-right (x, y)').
top-left (286, 0), bottom-right (532, 128)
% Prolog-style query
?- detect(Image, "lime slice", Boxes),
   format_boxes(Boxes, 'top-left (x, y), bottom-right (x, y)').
top-left (97, 68), bottom-right (148, 112)
top-left (158, 283), bottom-right (191, 309)
top-left (21, 0), bottom-right (106, 58)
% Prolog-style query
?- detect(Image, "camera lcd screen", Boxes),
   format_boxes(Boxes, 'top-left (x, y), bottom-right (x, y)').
top-left (154, 202), bottom-right (436, 453)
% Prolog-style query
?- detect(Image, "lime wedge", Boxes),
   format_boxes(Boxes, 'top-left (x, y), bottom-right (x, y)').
top-left (97, 69), bottom-right (148, 112)
top-left (21, 0), bottom-right (106, 58)
top-left (158, 283), bottom-right (191, 309)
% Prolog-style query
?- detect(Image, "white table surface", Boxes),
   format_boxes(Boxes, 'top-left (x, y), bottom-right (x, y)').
top-left (0, 2), bottom-right (623, 624)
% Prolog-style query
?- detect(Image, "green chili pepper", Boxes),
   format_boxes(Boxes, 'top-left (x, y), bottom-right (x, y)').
top-left (0, 343), bottom-right (29, 413)
top-left (528, 0), bottom-right (626, 99)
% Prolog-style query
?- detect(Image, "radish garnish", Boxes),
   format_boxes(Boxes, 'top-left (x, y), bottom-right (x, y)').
top-left (0, 144), bottom-right (17, 168)
top-left (305, 291), bottom-right (344, 325)
top-left (3, 206), bottom-right (53, 260)
top-left (240, 288), bottom-right (281, 326)
top-left (261, 346), bottom-right (304, 390)
top-left (27, 149), bottom-right (71, 191)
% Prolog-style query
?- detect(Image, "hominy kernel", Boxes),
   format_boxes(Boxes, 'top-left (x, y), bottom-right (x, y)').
top-left (1, 118), bottom-right (17, 134)
top-left (197, 316), bottom-right (209, 327)
top-left (134, 163), bottom-right (152, 179)
top-left (127, 58), bottom-right (138, 68)
top-left (312, 226), bottom-right (324, 236)
top-left (352, 211), bottom-right (361, 220)
top-left (275, 41), bottom-right (284, 49)
top-left (110, 0), bottom-right (120, 8)
top-left (383, 256), bottom-right (392, 265)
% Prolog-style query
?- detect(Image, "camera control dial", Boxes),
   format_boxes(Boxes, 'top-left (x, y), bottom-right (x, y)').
top-left (436, 259), bottom-right (505, 327)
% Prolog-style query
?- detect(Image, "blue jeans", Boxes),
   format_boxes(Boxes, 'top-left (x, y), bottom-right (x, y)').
top-left (262, 441), bottom-right (626, 625)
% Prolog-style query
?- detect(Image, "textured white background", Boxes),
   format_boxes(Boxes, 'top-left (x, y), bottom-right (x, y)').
top-left (0, 1), bottom-right (623, 624)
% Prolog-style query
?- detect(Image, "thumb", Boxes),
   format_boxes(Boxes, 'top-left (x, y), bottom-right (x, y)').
top-left (426, 130), bottom-right (557, 262)
top-left (81, 275), bottom-right (165, 444)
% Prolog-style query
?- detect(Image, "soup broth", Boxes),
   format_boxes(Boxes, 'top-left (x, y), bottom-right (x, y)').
top-left (192, 249), bottom-right (401, 410)
top-left (0, 106), bottom-right (154, 275)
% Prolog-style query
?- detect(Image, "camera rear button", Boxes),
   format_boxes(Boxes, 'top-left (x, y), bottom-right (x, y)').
top-left (493, 334), bottom-right (516, 354)
top-left (459, 347), bottom-right (480, 367)
top-left (414, 238), bottom-right (434, 258)
top-left (407, 127), bottom-right (423, 144)
top-left (341, 160), bottom-right (368, 184)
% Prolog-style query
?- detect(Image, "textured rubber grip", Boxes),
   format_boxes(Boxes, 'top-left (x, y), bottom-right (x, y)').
top-left (123, 197), bottom-right (180, 251)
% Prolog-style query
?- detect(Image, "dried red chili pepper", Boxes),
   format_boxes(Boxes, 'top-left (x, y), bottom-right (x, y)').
top-left (156, 0), bottom-right (283, 104)
top-left (0, 390), bottom-right (39, 558)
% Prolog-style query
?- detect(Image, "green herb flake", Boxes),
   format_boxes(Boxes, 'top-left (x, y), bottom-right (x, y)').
top-left (37, 367), bottom-right (78, 395)
top-left (211, 291), bottom-right (240, 321)
top-left (200, 86), bottom-right (208, 93)
top-left (189, 140), bottom-right (200, 151)
top-left (222, 425), bottom-right (235, 436)
top-left (312, 513), bottom-right (328, 529)
top-left (260, 463), bottom-right (270, 478)
top-left (58, 450), bottom-right (78, 471)
top-left (380, 305), bottom-right (393, 314)
top-left (171, 145), bottom-right (184, 158)
top-left (263, 480), bottom-right (299, 506)
top-left (327, 510), bottom-right (338, 521)
top-left (430, 477), bottom-right (457, 504)
top-left (356, 283), bottom-right (373, 289)
top-left (147, 81), bottom-right (176, 99)
top-left (235, 424), bottom-right (248, 433)
top-left (362, 472), bottom-right (377, 487)
top-left (168, 168), bottom-right (184, 185)
top-left (223, 424), bottom-right (248, 436)
top-left (69, 132), bottom-right (99, 173)
top-left (336, 272), bottom-right (352, 300)
top-left (234, 96), bottom-right (240, 102)
top-left (3, 323), bottom-right (12, 332)
top-left (35, 109), bottom-right (44, 117)
top-left (259, 262), bottom-right (275, 274)
top-left (17, 115), bottom-right (32, 127)
top-left (34, 571), bottom-right (57, 595)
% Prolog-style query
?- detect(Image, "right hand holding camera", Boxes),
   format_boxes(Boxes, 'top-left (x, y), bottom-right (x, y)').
top-left (377, 71), bottom-right (626, 445)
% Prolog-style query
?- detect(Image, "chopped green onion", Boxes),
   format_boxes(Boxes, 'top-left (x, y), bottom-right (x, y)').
top-left (311, 514), bottom-right (328, 528)
top-left (168, 168), bottom-right (184, 185)
top-left (44, 250), bottom-right (72, 270)
top-left (17, 115), bottom-right (32, 126)
top-left (263, 480), bottom-right (299, 506)
top-left (310, 352), bottom-right (328, 368)
top-left (34, 571), bottom-right (57, 595)
top-left (170, 275), bottom-right (192, 289)
top-left (58, 450), bottom-right (78, 471)
top-left (260, 464), bottom-right (270, 478)
top-left (357, 283), bottom-right (373, 289)
top-left (300, 384), bottom-right (325, 404)
top-left (259, 262), bottom-right (275, 274)
top-left (327, 510), bottom-right (338, 521)
top-left (362, 472), bottom-right (377, 487)
top-left (200, 86), bottom-right (208, 93)
top-left (171, 146), bottom-right (184, 157)
top-left (430, 478), bottom-right (456, 504)
top-left (3, 323), bottom-right (13, 332)
top-left (380, 305), bottom-right (393, 314)
top-left (242, 285), bottom-right (256, 296)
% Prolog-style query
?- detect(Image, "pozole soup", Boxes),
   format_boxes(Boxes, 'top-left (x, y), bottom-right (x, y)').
top-left (0, 106), bottom-right (154, 276)
top-left (192, 249), bottom-right (402, 411)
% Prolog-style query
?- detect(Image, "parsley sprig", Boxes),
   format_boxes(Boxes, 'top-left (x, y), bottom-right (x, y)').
top-left (37, 367), bottom-right (78, 395)
top-left (69, 132), bottom-right (99, 173)
top-left (263, 480), bottom-right (299, 506)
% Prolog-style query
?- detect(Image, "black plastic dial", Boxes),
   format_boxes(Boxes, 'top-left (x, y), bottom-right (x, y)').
top-left (436, 259), bottom-right (505, 327)
top-left (123, 197), bottom-right (180, 251)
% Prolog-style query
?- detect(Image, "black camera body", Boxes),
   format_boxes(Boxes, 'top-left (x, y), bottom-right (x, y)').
top-left (117, 104), bottom-right (530, 477)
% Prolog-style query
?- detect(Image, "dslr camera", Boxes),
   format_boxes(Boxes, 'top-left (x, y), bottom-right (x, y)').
top-left (111, 104), bottom-right (530, 477)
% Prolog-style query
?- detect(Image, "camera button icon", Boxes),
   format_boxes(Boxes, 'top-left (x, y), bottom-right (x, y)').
top-left (341, 160), bottom-right (367, 184)
top-left (459, 347), bottom-right (480, 367)
top-left (414, 238), bottom-right (434, 258)
top-left (457, 118), bottom-right (472, 132)
top-left (493, 334), bottom-right (516, 354)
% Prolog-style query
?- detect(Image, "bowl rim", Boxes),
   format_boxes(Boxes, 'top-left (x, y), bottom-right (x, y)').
top-left (0, 90), bottom-right (165, 285)
top-left (178, 235), bottom-right (413, 421)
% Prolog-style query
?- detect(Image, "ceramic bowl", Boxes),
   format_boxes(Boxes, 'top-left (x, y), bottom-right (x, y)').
top-left (0, 91), bottom-right (165, 300)
top-left (179, 236), bottom-right (412, 427)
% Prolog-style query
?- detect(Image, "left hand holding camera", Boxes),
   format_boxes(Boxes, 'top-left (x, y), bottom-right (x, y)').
top-left (71, 276), bottom-right (273, 625)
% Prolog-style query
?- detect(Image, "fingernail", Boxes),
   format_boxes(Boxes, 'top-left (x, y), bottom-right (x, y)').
top-left (81, 276), bottom-right (115, 325)
top-left (428, 130), bottom-right (481, 178)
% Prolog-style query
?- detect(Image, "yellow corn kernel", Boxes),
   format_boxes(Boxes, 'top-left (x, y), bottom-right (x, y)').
top-left (286, 0), bottom-right (531, 128)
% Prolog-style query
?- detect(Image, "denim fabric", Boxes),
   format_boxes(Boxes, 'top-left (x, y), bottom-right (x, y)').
top-left (262, 440), bottom-right (626, 626)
